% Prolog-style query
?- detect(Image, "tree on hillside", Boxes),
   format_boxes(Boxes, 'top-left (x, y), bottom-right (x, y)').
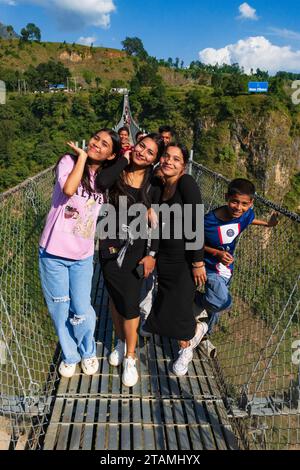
top-left (95, 77), bottom-right (102, 89)
top-left (223, 75), bottom-right (248, 95)
top-left (276, 71), bottom-right (300, 80)
top-left (24, 60), bottom-right (71, 90)
top-left (0, 67), bottom-right (19, 91)
top-left (136, 80), bottom-right (170, 128)
top-left (20, 23), bottom-right (41, 42)
top-left (167, 58), bottom-right (173, 68)
top-left (121, 37), bottom-right (148, 60)
top-left (255, 68), bottom-right (269, 80)
top-left (135, 62), bottom-right (159, 87)
top-left (29, 23), bottom-right (41, 41)
top-left (219, 63), bottom-right (243, 74)
top-left (37, 60), bottom-right (70, 86)
top-left (20, 27), bottom-right (29, 41)
top-left (269, 76), bottom-right (286, 101)
top-left (129, 76), bottom-right (141, 94)
top-left (146, 55), bottom-right (159, 67)
top-left (0, 23), bottom-right (18, 39)
top-left (110, 79), bottom-right (127, 88)
top-left (71, 95), bottom-right (92, 117)
top-left (6, 25), bottom-right (14, 38)
top-left (211, 74), bottom-right (224, 94)
top-left (31, 96), bottom-right (51, 119)
top-left (211, 74), bottom-right (248, 96)
top-left (82, 70), bottom-right (93, 85)
top-left (188, 61), bottom-right (244, 78)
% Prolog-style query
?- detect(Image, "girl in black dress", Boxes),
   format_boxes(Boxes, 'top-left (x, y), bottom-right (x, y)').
top-left (96, 134), bottom-right (164, 387)
top-left (145, 143), bottom-right (208, 376)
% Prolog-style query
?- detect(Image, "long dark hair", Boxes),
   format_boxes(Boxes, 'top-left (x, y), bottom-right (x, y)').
top-left (109, 133), bottom-right (165, 207)
top-left (164, 142), bottom-right (190, 165)
top-left (55, 128), bottom-right (121, 194)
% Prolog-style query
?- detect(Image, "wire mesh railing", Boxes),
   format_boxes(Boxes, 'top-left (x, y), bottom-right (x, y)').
top-left (0, 167), bottom-right (59, 450)
top-left (0, 158), bottom-right (299, 450)
top-left (192, 161), bottom-right (300, 450)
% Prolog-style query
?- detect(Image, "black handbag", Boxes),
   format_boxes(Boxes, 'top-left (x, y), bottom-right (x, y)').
top-left (98, 190), bottom-right (134, 264)
top-left (99, 237), bottom-right (125, 260)
top-left (98, 189), bottom-right (126, 260)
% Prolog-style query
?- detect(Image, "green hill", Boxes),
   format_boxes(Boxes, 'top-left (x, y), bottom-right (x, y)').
top-left (0, 39), bottom-right (188, 88)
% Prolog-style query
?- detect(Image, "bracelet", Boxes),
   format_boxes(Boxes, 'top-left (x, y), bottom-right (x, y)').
top-left (192, 265), bottom-right (205, 270)
top-left (192, 262), bottom-right (205, 268)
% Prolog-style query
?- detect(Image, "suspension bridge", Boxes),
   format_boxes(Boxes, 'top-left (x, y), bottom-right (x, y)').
top-left (0, 92), bottom-right (299, 450)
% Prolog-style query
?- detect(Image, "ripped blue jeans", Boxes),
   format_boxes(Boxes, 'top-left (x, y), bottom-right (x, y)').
top-left (39, 247), bottom-right (96, 365)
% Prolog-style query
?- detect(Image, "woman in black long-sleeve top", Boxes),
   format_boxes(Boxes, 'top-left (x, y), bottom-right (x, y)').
top-left (96, 133), bottom-right (164, 387)
top-left (145, 143), bottom-right (208, 376)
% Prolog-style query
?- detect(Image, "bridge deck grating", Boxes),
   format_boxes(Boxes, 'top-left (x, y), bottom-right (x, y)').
top-left (43, 255), bottom-right (239, 450)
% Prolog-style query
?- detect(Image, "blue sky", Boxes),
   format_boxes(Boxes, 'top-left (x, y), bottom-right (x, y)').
top-left (1, 1), bottom-right (300, 73)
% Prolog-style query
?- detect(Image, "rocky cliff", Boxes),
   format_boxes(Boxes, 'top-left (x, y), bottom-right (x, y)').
top-left (193, 96), bottom-right (300, 207)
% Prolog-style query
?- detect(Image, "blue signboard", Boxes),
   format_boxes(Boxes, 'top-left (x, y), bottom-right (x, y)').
top-left (49, 83), bottom-right (66, 90)
top-left (248, 82), bottom-right (269, 93)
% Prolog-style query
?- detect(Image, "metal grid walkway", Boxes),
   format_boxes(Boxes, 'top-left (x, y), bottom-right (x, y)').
top-left (43, 255), bottom-right (239, 450)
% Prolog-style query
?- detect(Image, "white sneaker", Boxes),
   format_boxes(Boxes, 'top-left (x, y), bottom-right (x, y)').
top-left (139, 319), bottom-right (151, 338)
top-left (81, 356), bottom-right (99, 375)
top-left (173, 347), bottom-right (194, 376)
top-left (59, 361), bottom-right (76, 378)
top-left (190, 322), bottom-right (208, 349)
top-left (109, 339), bottom-right (126, 367)
top-left (122, 356), bottom-right (139, 387)
top-left (173, 322), bottom-right (208, 376)
top-left (195, 309), bottom-right (208, 322)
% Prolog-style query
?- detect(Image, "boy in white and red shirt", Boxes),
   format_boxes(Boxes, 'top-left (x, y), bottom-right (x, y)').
top-left (195, 178), bottom-right (278, 336)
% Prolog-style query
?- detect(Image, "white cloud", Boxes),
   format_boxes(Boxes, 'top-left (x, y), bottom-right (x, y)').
top-left (268, 27), bottom-right (300, 41)
top-left (237, 2), bottom-right (258, 21)
top-left (199, 36), bottom-right (300, 74)
top-left (77, 36), bottom-right (97, 46)
top-left (52, 0), bottom-right (116, 28)
top-left (1, 1), bottom-right (116, 28)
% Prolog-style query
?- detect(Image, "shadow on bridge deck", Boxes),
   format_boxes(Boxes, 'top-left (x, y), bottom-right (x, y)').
top-left (43, 254), bottom-right (239, 450)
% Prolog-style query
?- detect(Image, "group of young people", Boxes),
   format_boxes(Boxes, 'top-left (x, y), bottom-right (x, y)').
top-left (39, 124), bottom-right (278, 386)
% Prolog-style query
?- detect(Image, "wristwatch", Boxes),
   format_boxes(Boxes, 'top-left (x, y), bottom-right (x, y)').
top-left (148, 251), bottom-right (157, 258)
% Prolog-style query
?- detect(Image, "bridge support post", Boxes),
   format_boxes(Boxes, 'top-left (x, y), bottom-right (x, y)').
top-left (188, 149), bottom-right (194, 175)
